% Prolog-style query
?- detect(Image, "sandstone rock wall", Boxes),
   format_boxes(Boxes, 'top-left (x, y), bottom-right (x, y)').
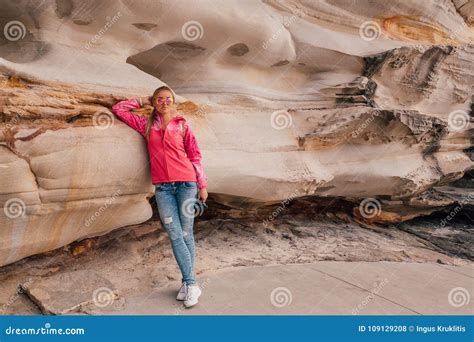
top-left (0, 0), bottom-right (472, 266)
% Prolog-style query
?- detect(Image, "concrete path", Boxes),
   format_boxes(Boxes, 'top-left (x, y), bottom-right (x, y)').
top-left (91, 261), bottom-right (473, 315)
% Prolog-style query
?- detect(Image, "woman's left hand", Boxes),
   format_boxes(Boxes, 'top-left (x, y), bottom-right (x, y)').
top-left (199, 188), bottom-right (208, 203)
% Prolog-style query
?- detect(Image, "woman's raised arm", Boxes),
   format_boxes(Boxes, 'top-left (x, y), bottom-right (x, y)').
top-left (111, 98), bottom-right (147, 135)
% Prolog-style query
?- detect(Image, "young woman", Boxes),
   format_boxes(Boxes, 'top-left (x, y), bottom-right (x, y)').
top-left (112, 86), bottom-right (208, 308)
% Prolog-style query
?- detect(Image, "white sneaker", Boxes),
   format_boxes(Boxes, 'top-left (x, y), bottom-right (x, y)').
top-left (184, 284), bottom-right (202, 308)
top-left (176, 283), bottom-right (187, 301)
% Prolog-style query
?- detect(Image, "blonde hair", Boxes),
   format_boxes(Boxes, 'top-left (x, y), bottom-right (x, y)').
top-left (145, 86), bottom-right (176, 140)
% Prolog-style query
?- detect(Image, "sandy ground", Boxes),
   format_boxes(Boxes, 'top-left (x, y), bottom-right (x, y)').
top-left (0, 196), bottom-right (472, 315)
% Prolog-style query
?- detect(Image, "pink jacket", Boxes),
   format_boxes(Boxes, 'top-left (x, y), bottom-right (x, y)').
top-left (112, 98), bottom-right (208, 189)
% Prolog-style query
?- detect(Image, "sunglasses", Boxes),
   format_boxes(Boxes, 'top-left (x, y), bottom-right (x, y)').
top-left (155, 97), bottom-right (173, 105)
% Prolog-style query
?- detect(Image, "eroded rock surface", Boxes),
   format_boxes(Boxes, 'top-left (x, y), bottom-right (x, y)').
top-left (0, 0), bottom-right (473, 266)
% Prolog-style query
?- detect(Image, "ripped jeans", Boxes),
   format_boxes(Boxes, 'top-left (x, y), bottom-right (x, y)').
top-left (154, 181), bottom-right (198, 285)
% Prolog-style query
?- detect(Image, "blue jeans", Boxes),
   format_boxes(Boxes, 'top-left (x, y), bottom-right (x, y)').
top-left (154, 181), bottom-right (198, 285)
